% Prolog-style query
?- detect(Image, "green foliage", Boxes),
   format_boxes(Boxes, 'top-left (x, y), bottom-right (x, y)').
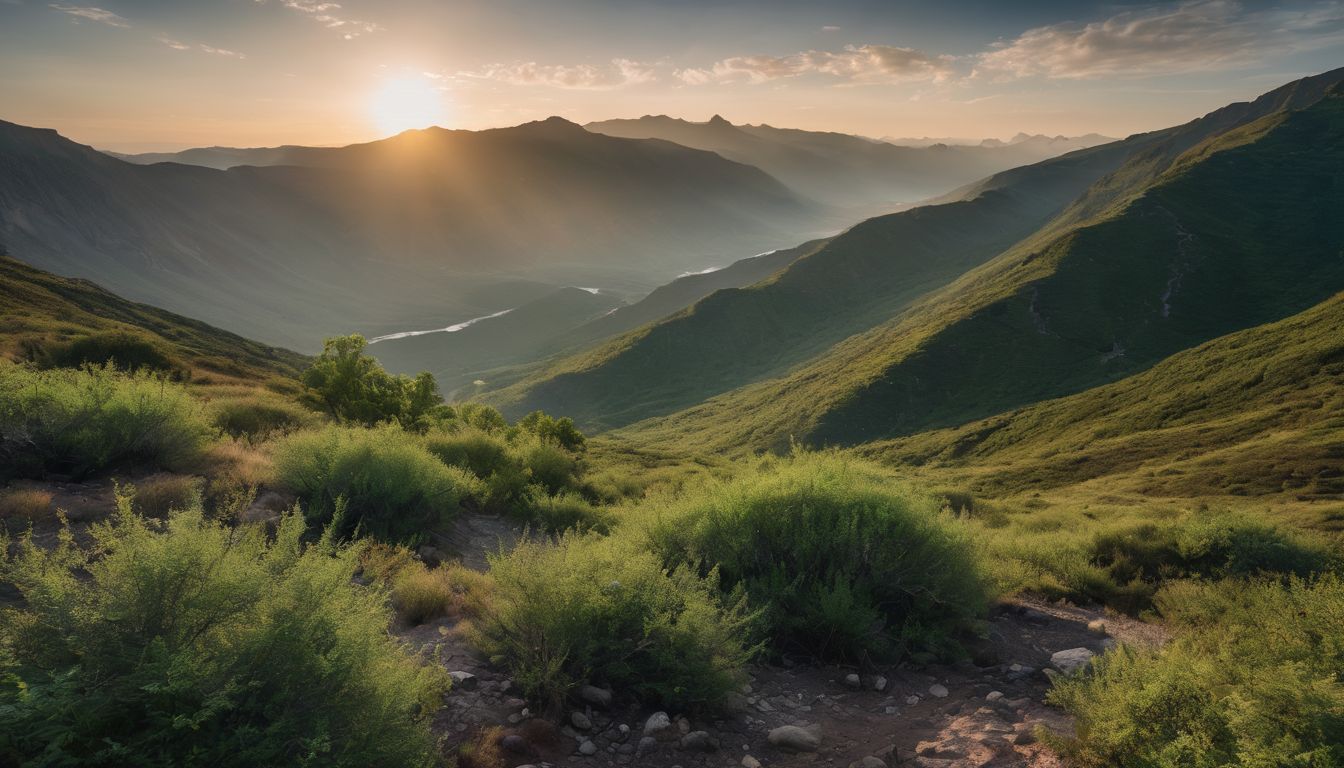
top-left (0, 494), bottom-right (448, 767)
top-left (1049, 576), bottom-right (1344, 767)
top-left (209, 392), bottom-right (318, 440)
top-left (423, 426), bottom-right (513, 479)
top-left (630, 453), bottom-right (988, 661)
top-left (272, 424), bottom-right (477, 543)
top-left (473, 533), bottom-right (756, 711)
top-left (0, 362), bottom-right (212, 480)
top-left (40, 329), bottom-right (181, 375)
top-left (517, 410), bottom-right (585, 451)
top-left (300, 335), bottom-right (447, 430)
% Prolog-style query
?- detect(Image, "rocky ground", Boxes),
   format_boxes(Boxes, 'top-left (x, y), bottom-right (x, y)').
top-left (411, 514), bottom-right (1168, 768)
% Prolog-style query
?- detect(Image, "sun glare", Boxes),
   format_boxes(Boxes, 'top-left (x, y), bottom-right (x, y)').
top-left (369, 75), bottom-right (447, 136)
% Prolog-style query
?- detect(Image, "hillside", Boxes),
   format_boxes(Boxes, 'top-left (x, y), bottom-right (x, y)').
top-left (0, 253), bottom-right (305, 383)
top-left (860, 290), bottom-right (1344, 512)
top-left (612, 71), bottom-right (1344, 452)
top-left (586, 115), bottom-right (1112, 210)
top-left (0, 117), bottom-right (824, 351)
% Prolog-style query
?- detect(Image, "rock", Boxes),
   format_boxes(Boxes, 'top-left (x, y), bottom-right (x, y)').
top-left (578, 739), bottom-right (597, 756)
top-left (636, 736), bottom-right (658, 756)
top-left (644, 711), bottom-right (672, 737)
top-left (676, 716), bottom-right (691, 735)
top-left (849, 758), bottom-right (888, 768)
top-left (905, 695), bottom-right (921, 705)
top-left (768, 724), bottom-right (822, 752)
top-left (571, 711), bottom-right (592, 730)
top-left (1051, 647), bottom-right (1095, 674)
top-left (844, 673), bottom-right (862, 689)
top-left (501, 734), bottom-right (529, 754)
top-left (578, 684), bottom-right (614, 708)
top-left (679, 731), bottom-right (718, 752)
top-left (1013, 730), bottom-right (1038, 745)
top-left (448, 671), bottom-right (477, 691)
top-left (1087, 619), bottom-right (1107, 635)
top-left (985, 691), bottom-right (1004, 702)
top-left (916, 741), bottom-right (962, 759)
top-left (742, 757), bottom-right (762, 768)
top-left (928, 683), bottom-right (949, 698)
top-left (871, 675), bottom-right (888, 692)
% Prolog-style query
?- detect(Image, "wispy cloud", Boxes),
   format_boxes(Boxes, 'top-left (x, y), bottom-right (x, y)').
top-left (677, 45), bottom-right (956, 86)
top-left (976, 0), bottom-right (1344, 79)
top-left (159, 38), bottom-right (246, 58)
top-left (457, 58), bottom-right (657, 90)
top-left (256, 0), bottom-right (381, 39)
top-left (49, 3), bottom-right (129, 27)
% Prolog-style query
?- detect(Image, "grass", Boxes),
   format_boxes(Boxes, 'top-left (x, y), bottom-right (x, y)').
top-left (272, 424), bottom-right (478, 543)
top-left (0, 362), bottom-right (214, 480)
top-left (0, 488), bottom-right (53, 523)
top-left (208, 391), bottom-right (318, 440)
top-left (1049, 576), bottom-right (1344, 767)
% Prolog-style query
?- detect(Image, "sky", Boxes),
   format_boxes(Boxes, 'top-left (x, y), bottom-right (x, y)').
top-left (1, 0), bottom-right (1341, 151)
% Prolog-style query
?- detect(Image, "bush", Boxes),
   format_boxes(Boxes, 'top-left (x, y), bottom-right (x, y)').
top-left (301, 335), bottom-right (448, 430)
top-left (631, 453), bottom-right (988, 661)
top-left (472, 533), bottom-right (756, 711)
top-left (521, 440), bottom-right (580, 495)
top-left (209, 393), bottom-right (317, 440)
top-left (0, 488), bottom-right (53, 523)
top-left (1049, 576), bottom-right (1344, 767)
top-left (0, 363), bottom-right (213, 480)
top-left (424, 426), bottom-right (513, 479)
top-left (272, 424), bottom-right (477, 543)
top-left (0, 495), bottom-right (448, 767)
top-left (528, 490), bottom-right (613, 533)
top-left (516, 410), bottom-right (585, 451)
top-left (41, 330), bottom-right (179, 375)
top-left (126, 473), bottom-right (203, 517)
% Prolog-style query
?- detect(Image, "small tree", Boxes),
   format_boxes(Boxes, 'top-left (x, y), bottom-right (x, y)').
top-left (301, 335), bottom-right (448, 430)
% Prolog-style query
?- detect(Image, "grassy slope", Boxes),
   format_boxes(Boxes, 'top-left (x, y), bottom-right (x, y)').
top-left (0, 253), bottom-right (306, 385)
top-left (486, 137), bottom-right (1148, 430)
top-left (619, 77), bottom-right (1344, 454)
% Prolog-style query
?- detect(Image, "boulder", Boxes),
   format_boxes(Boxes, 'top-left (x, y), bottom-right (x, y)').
top-left (643, 711), bottom-right (672, 737)
top-left (679, 730), bottom-right (718, 752)
top-left (448, 671), bottom-right (477, 691)
top-left (1050, 647), bottom-right (1095, 674)
top-left (578, 739), bottom-right (597, 756)
top-left (578, 684), bottom-right (614, 708)
top-left (570, 711), bottom-right (592, 730)
top-left (928, 683), bottom-right (949, 698)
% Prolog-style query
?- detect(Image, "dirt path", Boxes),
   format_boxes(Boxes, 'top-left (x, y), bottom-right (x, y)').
top-left (413, 512), bottom-right (1163, 768)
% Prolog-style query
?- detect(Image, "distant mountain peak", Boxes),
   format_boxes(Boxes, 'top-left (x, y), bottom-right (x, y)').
top-left (707, 114), bottom-right (732, 127)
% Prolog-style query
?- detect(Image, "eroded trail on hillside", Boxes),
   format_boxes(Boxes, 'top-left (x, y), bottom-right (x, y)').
top-left (409, 511), bottom-right (1163, 768)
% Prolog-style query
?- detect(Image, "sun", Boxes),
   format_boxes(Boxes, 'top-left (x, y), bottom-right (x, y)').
top-left (369, 75), bottom-right (447, 136)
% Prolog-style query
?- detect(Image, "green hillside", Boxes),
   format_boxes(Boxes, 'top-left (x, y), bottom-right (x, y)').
top-left (0, 253), bottom-right (305, 385)
top-left (612, 75), bottom-right (1344, 453)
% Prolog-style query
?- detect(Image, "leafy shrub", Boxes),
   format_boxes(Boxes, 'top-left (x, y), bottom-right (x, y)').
top-left (521, 440), bottom-right (580, 495)
top-left (0, 495), bottom-right (448, 767)
top-left (41, 330), bottom-right (179, 375)
top-left (209, 393), bottom-right (317, 440)
top-left (631, 453), bottom-right (988, 661)
top-left (0, 363), bottom-right (212, 480)
top-left (1049, 576), bottom-right (1344, 767)
top-left (424, 426), bottom-right (513, 478)
top-left (301, 335), bottom-right (448, 430)
top-left (516, 410), bottom-right (585, 451)
top-left (126, 473), bottom-right (203, 517)
top-left (528, 490), bottom-right (613, 533)
top-left (272, 424), bottom-right (477, 542)
top-left (472, 533), bottom-right (756, 710)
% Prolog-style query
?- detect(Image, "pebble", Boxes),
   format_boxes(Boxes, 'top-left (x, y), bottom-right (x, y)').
top-left (644, 711), bottom-right (672, 737)
top-left (679, 731), bottom-right (718, 752)
top-left (571, 711), bottom-right (592, 730)
top-left (741, 757), bottom-right (762, 768)
top-left (929, 684), bottom-right (949, 698)
top-left (872, 675), bottom-right (888, 692)
top-left (767, 724), bottom-right (822, 752)
top-left (578, 740), bottom-right (597, 756)
top-left (844, 673), bottom-right (862, 689)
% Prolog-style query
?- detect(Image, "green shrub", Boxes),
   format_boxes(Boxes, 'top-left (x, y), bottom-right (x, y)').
top-left (272, 424), bottom-right (477, 542)
top-left (631, 453), bottom-right (987, 661)
top-left (472, 533), bottom-right (756, 711)
top-left (209, 393), bottom-right (317, 440)
top-left (301, 335), bottom-right (448, 430)
top-left (42, 330), bottom-right (179, 375)
top-left (424, 426), bottom-right (513, 478)
top-left (521, 439), bottom-right (580, 495)
top-left (0, 363), bottom-right (212, 480)
top-left (0, 495), bottom-right (448, 767)
top-left (1049, 576), bottom-right (1344, 767)
top-left (516, 410), bottom-right (585, 451)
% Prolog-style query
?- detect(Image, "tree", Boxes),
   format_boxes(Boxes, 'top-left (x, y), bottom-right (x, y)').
top-left (300, 335), bottom-right (448, 430)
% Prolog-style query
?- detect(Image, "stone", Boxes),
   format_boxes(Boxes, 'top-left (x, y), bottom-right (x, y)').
top-left (448, 671), bottom-right (477, 691)
top-left (679, 731), bottom-right (718, 752)
top-left (501, 734), bottom-right (529, 754)
top-left (985, 691), bottom-right (1004, 702)
top-left (871, 675), bottom-right (888, 692)
top-left (579, 684), bottom-right (614, 708)
top-left (644, 711), bottom-right (672, 737)
top-left (1051, 647), bottom-right (1095, 674)
top-left (767, 724), bottom-right (822, 752)
top-left (676, 716), bottom-right (691, 735)
top-left (928, 684), bottom-right (949, 698)
top-left (1087, 619), bottom-right (1107, 635)
top-left (571, 711), bottom-right (592, 730)
top-left (849, 758), bottom-right (888, 768)
top-left (905, 695), bottom-right (921, 705)
top-left (636, 736), bottom-right (658, 756)
top-left (844, 673), bottom-right (862, 689)
top-left (578, 740), bottom-right (597, 756)
top-left (741, 757), bottom-right (762, 768)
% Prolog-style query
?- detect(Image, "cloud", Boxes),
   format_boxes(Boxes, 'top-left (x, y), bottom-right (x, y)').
top-left (458, 58), bottom-right (657, 90)
top-left (159, 38), bottom-right (246, 58)
top-left (158, 37), bottom-right (190, 51)
top-left (255, 0), bottom-right (382, 39)
top-left (49, 4), bottom-right (129, 27)
top-left (678, 44), bottom-right (956, 85)
top-left (822, 25), bottom-right (841, 32)
top-left (977, 0), bottom-right (1344, 79)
